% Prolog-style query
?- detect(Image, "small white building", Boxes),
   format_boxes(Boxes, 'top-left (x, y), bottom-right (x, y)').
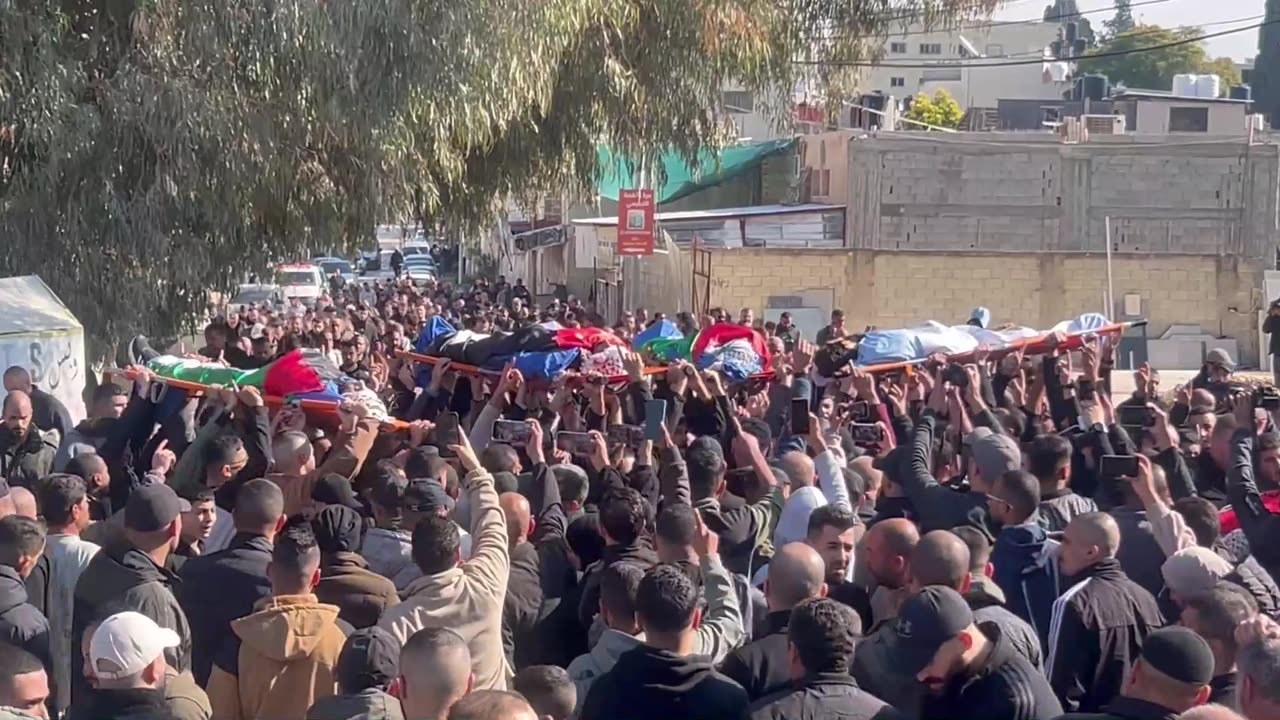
top-left (1109, 91), bottom-right (1250, 135)
top-left (862, 21), bottom-right (1068, 109)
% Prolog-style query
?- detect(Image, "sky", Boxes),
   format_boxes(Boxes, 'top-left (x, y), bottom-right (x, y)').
top-left (992, 0), bottom-right (1262, 62)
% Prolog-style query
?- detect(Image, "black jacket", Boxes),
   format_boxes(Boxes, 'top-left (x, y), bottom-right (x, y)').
top-left (1265, 312), bottom-right (1280, 356)
top-left (920, 622), bottom-right (1062, 720)
top-left (901, 414), bottom-right (992, 535)
top-left (176, 532), bottom-right (272, 686)
top-left (68, 687), bottom-right (171, 720)
top-left (749, 673), bottom-right (901, 720)
top-left (579, 645), bottom-right (750, 720)
top-left (1226, 429), bottom-right (1280, 582)
top-left (720, 610), bottom-right (792, 702)
top-left (72, 539), bottom-right (191, 706)
top-left (1045, 559), bottom-right (1164, 714)
top-left (0, 565), bottom-right (52, 682)
top-left (1052, 696), bottom-right (1180, 720)
top-left (1038, 489), bottom-right (1097, 533)
top-left (504, 540), bottom-right (543, 670)
top-left (30, 386), bottom-right (72, 439)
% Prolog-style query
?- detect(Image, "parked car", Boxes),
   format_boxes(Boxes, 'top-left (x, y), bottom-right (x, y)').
top-left (402, 255), bottom-right (437, 283)
top-left (274, 263), bottom-right (324, 306)
top-left (227, 284), bottom-right (281, 313)
top-left (313, 256), bottom-right (356, 285)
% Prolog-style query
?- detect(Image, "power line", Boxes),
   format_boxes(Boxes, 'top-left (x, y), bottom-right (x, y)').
top-left (794, 17), bottom-right (1274, 67)
top-left (991, 13), bottom-right (1263, 60)
top-left (814, 0), bottom-right (1177, 40)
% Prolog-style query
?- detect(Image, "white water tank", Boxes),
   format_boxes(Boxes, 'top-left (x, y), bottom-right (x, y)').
top-left (1172, 74), bottom-right (1198, 97)
top-left (1196, 74), bottom-right (1221, 99)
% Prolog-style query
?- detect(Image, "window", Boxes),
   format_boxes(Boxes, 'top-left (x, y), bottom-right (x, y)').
top-left (919, 43), bottom-right (943, 55)
top-left (1168, 106), bottom-right (1209, 132)
top-left (722, 90), bottom-right (754, 112)
top-left (958, 45), bottom-right (972, 58)
top-left (890, 77), bottom-right (905, 88)
top-left (889, 41), bottom-right (907, 54)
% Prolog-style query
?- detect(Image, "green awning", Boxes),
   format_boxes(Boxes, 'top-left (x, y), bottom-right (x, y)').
top-left (596, 137), bottom-right (798, 205)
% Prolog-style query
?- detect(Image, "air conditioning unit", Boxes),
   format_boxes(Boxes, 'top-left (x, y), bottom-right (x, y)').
top-left (1083, 114), bottom-right (1126, 135)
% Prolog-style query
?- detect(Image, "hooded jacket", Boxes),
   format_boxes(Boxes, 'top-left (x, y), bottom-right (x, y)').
top-left (749, 673), bottom-right (902, 720)
top-left (990, 521), bottom-right (1059, 652)
top-left (567, 628), bottom-right (645, 715)
top-left (0, 427), bottom-right (56, 487)
top-left (72, 539), bottom-right (191, 705)
top-left (579, 645), bottom-right (749, 720)
top-left (1045, 558), bottom-right (1164, 714)
top-left (206, 594), bottom-right (348, 720)
top-left (315, 552), bottom-right (400, 630)
top-left (54, 417), bottom-right (114, 472)
top-left (306, 689), bottom-right (405, 720)
top-left (177, 533), bottom-right (273, 686)
top-left (0, 565), bottom-right (52, 684)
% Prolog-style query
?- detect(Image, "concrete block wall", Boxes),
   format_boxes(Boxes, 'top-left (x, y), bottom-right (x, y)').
top-left (696, 248), bottom-right (1265, 366)
top-left (847, 134), bottom-right (1278, 262)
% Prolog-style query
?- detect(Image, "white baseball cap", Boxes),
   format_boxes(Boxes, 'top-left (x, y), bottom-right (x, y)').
top-left (90, 612), bottom-right (180, 680)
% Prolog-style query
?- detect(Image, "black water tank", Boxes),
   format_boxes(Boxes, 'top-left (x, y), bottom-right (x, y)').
top-left (1230, 84), bottom-right (1253, 101)
top-left (1081, 74), bottom-right (1109, 102)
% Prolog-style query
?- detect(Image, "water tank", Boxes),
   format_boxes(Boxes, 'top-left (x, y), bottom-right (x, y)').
top-left (1230, 84), bottom-right (1253, 101)
top-left (1080, 74), bottom-right (1109, 102)
top-left (1196, 74), bottom-right (1221, 99)
top-left (1172, 74), bottom-right (1198, 98)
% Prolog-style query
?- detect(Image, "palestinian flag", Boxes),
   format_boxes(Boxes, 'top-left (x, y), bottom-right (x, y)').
top-left (634, 322), bottom-right (772, 381)
top-left (146, 349), bottom-right (346, 400)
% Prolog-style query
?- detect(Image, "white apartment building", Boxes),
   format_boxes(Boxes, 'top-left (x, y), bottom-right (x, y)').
top-left (863, 20), bottom-right (1068, 109)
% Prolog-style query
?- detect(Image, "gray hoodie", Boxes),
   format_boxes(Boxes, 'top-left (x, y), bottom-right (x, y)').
top-left (567, 628), bottom-right (645, 715)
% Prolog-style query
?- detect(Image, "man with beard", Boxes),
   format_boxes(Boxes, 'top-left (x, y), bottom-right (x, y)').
top-left (897, 587), bottom-right (1061, 720)
top-left (340, 336), bottom-right (374, 386)
top-left (850, 518), bottom-right (921, 713)
top-left (0, 392), bottom-right (56, 488)
top-left (3, 366), bottom-right (71, 441)
top-left (64, 453), bottom-right (112, 521)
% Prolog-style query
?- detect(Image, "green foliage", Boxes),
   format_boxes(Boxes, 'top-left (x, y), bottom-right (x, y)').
top-left (0, 0), bottom-right (997, 351)
top-left (1103, 0), bottom-right (1136, 38)
top-left (1077, 25), bottom-right (1236, 93)
top-left (904, 89), bottom-right (964, 129)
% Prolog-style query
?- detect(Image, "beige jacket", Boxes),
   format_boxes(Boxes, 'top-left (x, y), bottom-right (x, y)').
top-left (207, 595), bottom-right (348, 720)
top-left (377, 469), bottom-right (510, 689)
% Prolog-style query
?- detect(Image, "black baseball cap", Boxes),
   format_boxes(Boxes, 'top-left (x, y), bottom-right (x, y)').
top-left (312, 473), bottom-right (364, 511)
top-left (1140, 627), bottom-right (1215, 685)
top-left (125, 484), bottom-right (186, 532)
top-left (336, 627), bottom-right (401, 692)
top-left (894, 586), bottom-right (974, 675)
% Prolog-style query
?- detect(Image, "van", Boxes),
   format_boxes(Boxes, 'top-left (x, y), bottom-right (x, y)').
top-left (274, 263), bottom-right (324, 306)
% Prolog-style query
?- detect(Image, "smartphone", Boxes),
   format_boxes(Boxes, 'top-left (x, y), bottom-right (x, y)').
top-left (942, 363), bottom-right (969, 388)
top-left (556, 431), bottom-right (596, 455)
top-left (1255, 389), bottom-right (1280, 410)
top-left (491, 419), bottom-right (531, 445)
top-left (1116, 405), bottom-right (1154, 428)
top-left (435, 412), bottom-right (461, 452)
top-left (607, 424), bottom-right (644, 448)
top-left (644, 399), bottom-right (668, 441)
top-left (1100, 454), bottom-right (1139, 478)
top-left (850, 423), bottom-right (884, 445)
top-left (850, 400), bottom-right (872, 422)
top-left (791, 398), bottom-right (810, 436)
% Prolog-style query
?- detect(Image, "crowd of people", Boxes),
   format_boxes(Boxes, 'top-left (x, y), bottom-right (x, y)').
top-left (0, 270), bottom-right (1278, 720)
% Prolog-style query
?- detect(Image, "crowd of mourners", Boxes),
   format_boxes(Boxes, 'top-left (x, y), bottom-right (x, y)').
top-left (0, 268), bottom-right (1279, 720)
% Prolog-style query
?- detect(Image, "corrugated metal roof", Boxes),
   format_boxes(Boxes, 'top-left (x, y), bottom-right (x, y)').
top-left (571, 202), bottom-right (845, 227)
